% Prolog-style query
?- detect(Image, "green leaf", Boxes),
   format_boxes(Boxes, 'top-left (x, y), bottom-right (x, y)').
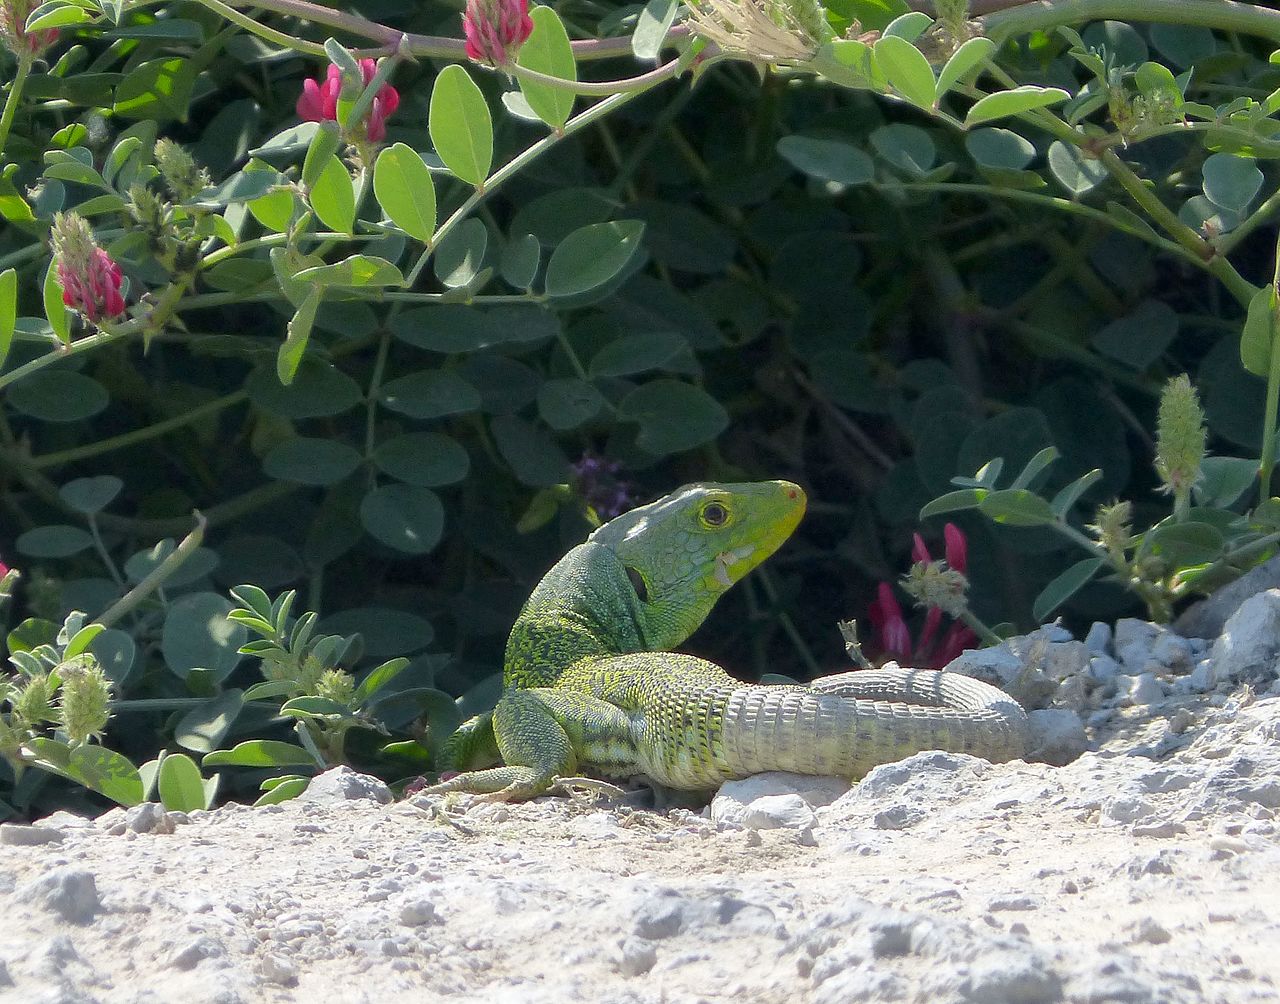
top-left (378, 369), bottom-right (482, 419)
top-left (918, 489), bottom-right (985, 519)
top-left (500, 234), bottom-right (540, 289)
top-left (936, 36), bottom-right (995, 100)
top-left (978, 488), bottom-right (1056, 526)
top-left (302, 121), bottom-right (342, 190)
top-left (280, 696), bottom-right (353, 719)
top-left (1092, 299), bottom-right (1178, 369)
top-left (174, 690), bottom-right (244, 754)
top-left (309, 155), bottom-right (355, 234)
top-left (1194, 457), bottom-right (1257, 508)
top-left (1202, 153), bottom-right (1262, 213)
top-left (7, 371), bottom-right (109, 422)
top-left (26, 2), bottom-right (93, 32)
top-left (372, 432), bottom-right (470, 486)
top-left (63, 622), bottom-right (104, 658)
top-left (59, 475), bottom-right (123, 514)
top-left (589, 331), bottom-right (690, 377)
top-left (1049, 469), bottom-right (1102, 517)
top-left (263, 437), bottom-right (363, 486)
top-left (617, 379), bottom-right (729, 456)
top-left (873, 35), bottom-right (936, 108)
top-left (321, 608), bottom-right (434, 659)
top-left (91, 629), bottom-right (137, 685)
top-left (1241, 285), bottom-right (1275, 378)
top-left (278, 286), bottom-right (320, 385)
top-left (0, 268), bottom-right (17, 372)
top-left (965, 128), bottom-right (1034, 170)
top-left (965, 86), bottom-right (1071, 126)
top-left (295, 255), bottom-right (405, 288)
top-left (633, 0), bottom-right (678, 61)
top-left (16, 525), bottom-right (95, 558)
top-left (491, 414), bottom-right (570, 486)
top-left (1009, 446), bottom-right (1059, 490)
top-left (160, 592), bottom-right (244, 682)
top-left (1144, 520), bottom-right (1223, 566)
top-left (374, 143), bottom-right (436, 243)
top-left (354, 657), bottom-right (411, 707)
top-left (203, 740), bottom-right (316, 767)
top-left (360, 485), bottom-right (445, 554)
top-left (517, 5), bottom-right (576, 129)
top-left (881, 10), bottom-right (931, 41)
top-left (43, 258), bottom-right (70, 345)
top-left (247, 360), bottom-right (362, 418)
top-left (776, 136), bottom-right (875, 185)
top-left (1033, 557), bottom-right (1104, 622)
top-left (254, 777), bottom-right (309, 806)
top-left (242, 681), bottom-right (297, 701)
top-left (544, 220), bottom-right (645, 297)
top-left (1047, 140), bottom-right (1107, 195)
top-left (30, 739), bottom-right (144, 806)
top-left (157, 753), bottom-right (209, 812)
top-left (537, 377), bottom-right (605, 429)
top-left (113, 57), bottom-right (195, 122)
top-left (433, 218), bottom-right (488, 289)
top-left (429, 64), bottom-right (493, 187)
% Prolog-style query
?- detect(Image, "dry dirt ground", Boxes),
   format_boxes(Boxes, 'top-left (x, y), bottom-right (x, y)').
top-left (0, 687), bottom-right (1277, 1004)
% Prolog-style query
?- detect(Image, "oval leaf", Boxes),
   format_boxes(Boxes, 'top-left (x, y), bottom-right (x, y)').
top-left (374, 143), bottom-right (437, 243)
top-left (966, 86), bottom-right (1071, 126)
top-left (517, 5), bottom-right (577, 129)
top-left (429, 64), bottom-right (493, 187)
top-left (937, 36), bottom-right (995, 100)
top-left (1033, 557), bottom-right (1104, 622)
top-left (874, 35), bottom-right (936, 109)
top-left (309, 155), bottom-right (355, 234)
top-left (544, 220), bottom-right (645, 297)
top-left (360, 484), bottom-right (445, 554)
top-left (776, 136), bottom-right (874, 185)
top-left (157, 753), bottom-right (209, 812)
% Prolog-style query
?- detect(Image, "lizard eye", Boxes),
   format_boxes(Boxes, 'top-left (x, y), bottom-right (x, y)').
top-left (701, 502), bottom-right (728, 527)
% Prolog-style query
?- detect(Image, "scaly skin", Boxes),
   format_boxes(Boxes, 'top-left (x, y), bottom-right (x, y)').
top-left (431, 481), bottom-right (1027, 801)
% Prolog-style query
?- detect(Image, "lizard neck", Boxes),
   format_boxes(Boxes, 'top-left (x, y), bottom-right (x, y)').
top-left (504, 542), bottom-right (650, 688)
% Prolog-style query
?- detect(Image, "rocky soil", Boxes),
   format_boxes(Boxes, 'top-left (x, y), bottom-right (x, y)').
top-left (3, 589), bottom-right (1280, 1003)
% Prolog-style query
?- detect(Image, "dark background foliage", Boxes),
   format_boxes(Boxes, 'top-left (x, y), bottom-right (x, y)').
top-left (2, 0), bottom-right (1277, 815)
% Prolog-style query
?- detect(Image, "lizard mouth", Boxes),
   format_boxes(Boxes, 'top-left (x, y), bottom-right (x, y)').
top-left (713, 544), bottom-right (757, 587)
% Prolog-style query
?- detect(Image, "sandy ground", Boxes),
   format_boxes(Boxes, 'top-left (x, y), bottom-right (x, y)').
top-left (0, 683), bottom-right (1277, 1004)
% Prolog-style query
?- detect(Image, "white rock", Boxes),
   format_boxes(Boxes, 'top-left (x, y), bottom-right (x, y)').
top-left (1209, 589), bottom-right (1280, 687)
top-left (944, 646), bottom-right (1025, 687)
top-left (1026, 709), bottom-right (1088, 766)
top-left (1122, 673), bottom-right (1164, 706)
top-left (1084, 622), bottom-right (1112, 655)
top-left (19, 868), bottom-right (101, 923)
top-left (1088, 655), bottom-right (1121, 683)
top-left (711, 772), bottom-right (848, 827)
top-left (1187, 660), bottom-right (1216, 693)
top-left (741, 794), bottom-right (818, 831)
top-left (1113, 619), bottom-right (1162, 672)
top-left (0, 824), bottom-right (63, 846)
top-left (297, 765), bottom-right (393, 805)
top-left (1150, 632), bottom-right (1194, 674)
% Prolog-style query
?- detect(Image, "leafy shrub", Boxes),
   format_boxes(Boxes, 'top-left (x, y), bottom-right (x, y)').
top-left (4, 0), bottom-right (1280, 815)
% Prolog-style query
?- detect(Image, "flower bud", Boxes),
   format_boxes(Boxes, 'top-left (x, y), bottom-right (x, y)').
top-left (154, 139), bottom-right (210, 201)
top-left (463, 0), bottom-right (535, 66)
top-left (1155, 374), bottom-right (1205, 499)
top-left (1089, 500), bottom-right (1133, 561)
top-left (51, 212), bottom-right (125, 323)
top-left (0, 0), bottom-right (58, 58)
top-left (13, 673), bottom-right (55, 725)
top-left (316, 668), bottom-right (355, 705)
top-left (296, 56), bottom-right (399, 144)
top-left (57, 655), bottom-right (112, 744)
top-left (901, 560), bottom-right (969, 619)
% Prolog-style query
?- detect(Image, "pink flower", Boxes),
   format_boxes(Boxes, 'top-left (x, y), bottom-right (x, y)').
top-left (55, 234), bottom-right (124, 324)
top-left (463, 0), bottom-right (534, 66)
top-left (0, 0), bottom-right (59, 58)
top-left (296, 57), bottom-right (399, 143)
top-left (867, 523), bottom-right (978, 669)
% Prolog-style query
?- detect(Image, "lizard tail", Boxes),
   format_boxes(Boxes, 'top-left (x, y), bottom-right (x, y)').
top-left (718, 667), bottom-right (1027, 781)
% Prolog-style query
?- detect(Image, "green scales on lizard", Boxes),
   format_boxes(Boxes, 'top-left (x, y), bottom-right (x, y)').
top-left (430, 480), bottom-right (1028, 801)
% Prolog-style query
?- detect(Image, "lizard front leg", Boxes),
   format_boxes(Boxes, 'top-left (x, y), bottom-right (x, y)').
top-left (424, 688), bottom-right (636, 802)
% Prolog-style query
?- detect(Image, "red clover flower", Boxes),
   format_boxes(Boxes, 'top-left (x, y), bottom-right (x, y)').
top-left (296, 57), bottom-right (400, 143)
top-left (51, 212), bottom-right (125, 324)
top-left (462, 0), bottom-right (534, 68)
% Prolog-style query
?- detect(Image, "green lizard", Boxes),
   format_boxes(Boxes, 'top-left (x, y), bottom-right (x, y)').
top-left (429, 480), bottom-right (1027, 802)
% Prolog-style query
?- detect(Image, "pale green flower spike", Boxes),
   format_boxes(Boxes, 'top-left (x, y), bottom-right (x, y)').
top-left (58, 656), bottom-right (113, 745)
top-left (1155, 374), bottom-right (1206, 520)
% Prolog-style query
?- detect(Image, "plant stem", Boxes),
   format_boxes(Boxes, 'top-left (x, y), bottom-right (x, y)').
top-left (95, 512), bottom-right (207, 628)
top-left (983, 0), bottom-right (1280, 46)
top-left (504, 58), bottom-right (685, 96)
top-left (1260, 233), bottom-right (1280, 506)
top-left (958, 609), bottom-right (1003, 647)
top-left (0, 50), bottom-right (32, 161)
top-left (1099, 149), bottom-right (1257, 308)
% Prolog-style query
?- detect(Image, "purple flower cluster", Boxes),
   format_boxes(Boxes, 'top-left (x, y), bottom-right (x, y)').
top-left (572, 455), bottom-right (634, 520)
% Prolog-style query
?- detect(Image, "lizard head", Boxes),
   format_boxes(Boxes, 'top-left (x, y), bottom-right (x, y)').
top-left (588, 480), bottom-right (807, 649)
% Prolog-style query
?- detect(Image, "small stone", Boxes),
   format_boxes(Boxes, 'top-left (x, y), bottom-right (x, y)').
top-left (618, 937), bottom-right (657, 977)
top-left (1084, 622), bottom-right (1112, 654)
top-left (169, 935), bottom-right (225, 970)
top-left (296, 765), bottom-right (393, 805)
top-left (1087, 655), bottom-right (1122, 683)
top-left (987, 895), bottom-right (1040, 912)
top-left (398, 897), bottom-right (436, 926)
top-left (126, 802), bottom-right (174, 835)
top-left (872, 805), bottom-right (924, 830)
top-left (1114, 619), bottom-right (1163, 671)
top-left (634, 895), bottom-right (684, 940)
top-left (742, 794), bottom-right (817, 831)
top-left (1052, 675), bottom-right (1090, 714)
top-left (19, 868), bottom-right (101, 923)
top-left (1122, 673), bottom-right (1164, 706)
top-left (797, 826), bottom-right (818, 847)
top-left (1150, 633), bottom-right (1193, 673)
top-left (1131, 917), bottom-right (1171, 944)
top-left (945, 647), bottom-right (1026, 688)
top-left (0, 824), bottom-right (64, 846)
top-left (259, 954), bottom-right (298, 986)
top-left (1166, 708), bottom-right (1194, 735)
top-left (1103, 796), bottom-right (1155, 825)
top-left (1026, 709), bottom-right (1088, 766)
top-left (1131, 820), bottom-right (1187, 839)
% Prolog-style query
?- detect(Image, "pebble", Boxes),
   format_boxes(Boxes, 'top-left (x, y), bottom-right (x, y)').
top-left (1084, 622), bottom-right (1112, 654)
top-left (1026, 709), bottom-right (1088, 766)
top-left (617, 937), bottom-right (657, 976)
top-left (0, 825), bottom-right (64, 846)
top-left (19, 868), bottom-right (101, 923)
top-left (259, 953), bottom-right (299, 986)
top-left (297, 766), bottom-right (393, 805)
